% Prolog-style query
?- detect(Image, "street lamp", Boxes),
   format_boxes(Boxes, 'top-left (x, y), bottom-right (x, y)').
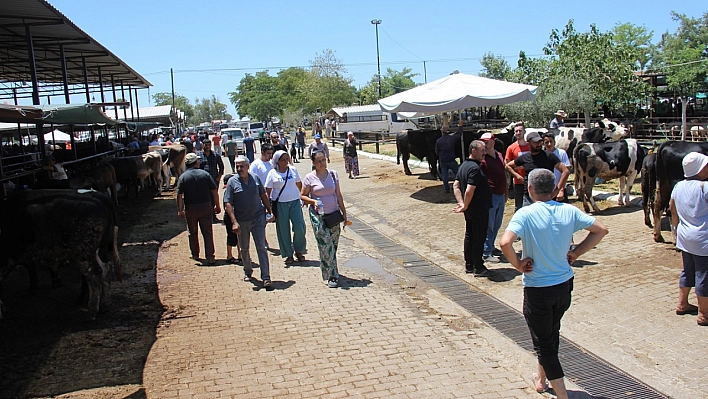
top-left (371, 19), bottom-right (382, 99)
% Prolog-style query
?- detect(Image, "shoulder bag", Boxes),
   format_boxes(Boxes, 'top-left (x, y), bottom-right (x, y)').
top-left (322, 170), bottom-right (345, 228)
top-left (270, 167), bottom-right (290, 218)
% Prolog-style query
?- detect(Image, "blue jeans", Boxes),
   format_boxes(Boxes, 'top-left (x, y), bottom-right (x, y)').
top-left (440, 161), bottom-right (459, 192)
top-left (237, 215), bottom-right (270, 281)
top-left (484, 194), bottom-right (506, 256)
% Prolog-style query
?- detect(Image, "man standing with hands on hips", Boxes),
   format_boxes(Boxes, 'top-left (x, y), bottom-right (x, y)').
top-left (500, 169), bottom-right (607, 399)
top-left (453, 140), bottom-right (493, 277)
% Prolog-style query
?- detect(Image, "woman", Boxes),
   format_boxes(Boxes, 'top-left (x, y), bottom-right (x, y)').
top-left (265, 150), bottom-right (306, 264)
top-left (342, 131), bottom-right (359, 179)
top-left (300, 151), bottom-right (347, 288)
top-left (670, 152), bottom-right (708, 326)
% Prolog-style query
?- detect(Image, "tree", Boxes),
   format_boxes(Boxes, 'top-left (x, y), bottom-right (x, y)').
top-left (611, 22), bottom-right (654, 71)
top-left (654, 11), bottom-right (708, 139)
top-left (229, 71), bottom-right (284, 124)
top-left (152, 92), bottom-right (194, 120)
top-left (479, 53), bottom-right (512, 81)
top-left (193, 95), bottom-right (230, 124)
top-left (359, 67), bottom-right (419, 104)
top-left (302, 49), bottom-right (358, 114)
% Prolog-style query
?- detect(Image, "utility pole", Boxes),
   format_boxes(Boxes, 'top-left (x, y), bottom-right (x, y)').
top-left (170, 68), bottom-right (176, 108)
top-left (371, 19), bottom-right (382, 99)
top-left (423, 61), bottom-right (427, 83)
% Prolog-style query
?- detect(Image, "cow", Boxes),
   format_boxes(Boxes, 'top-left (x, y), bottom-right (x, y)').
top-left (641, 152), bottom-right (657, 228)
top-left (66, 162), bottom-right (119, 206)
top-left (162, 144), bottom-right (187, 190)
top-left (690, 125), bottom-right (706, 141)
top-left (396, 130), bottom-right (441, 178)
top-left (109, 156), bottom-right (149, 197)
top-left (573, 139), bottom-right (645, 213)
top-left (142, 151), bottom-right (165, 195)
top-left (0, 189), bottom-right (121, 319)
top-left (652, 141), bottom-right (708, 242)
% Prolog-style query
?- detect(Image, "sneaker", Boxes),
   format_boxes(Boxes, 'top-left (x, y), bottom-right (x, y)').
top-left (473, 268), bottom-right (493, 277)
top-left (492, 248), bottom-right (503, 256)
top-left (327, 278), bottom-right (338, 288)
top-left (263, 280), bottom-right (272, 288)
top-left (483, 255), bottom-right (500, 264)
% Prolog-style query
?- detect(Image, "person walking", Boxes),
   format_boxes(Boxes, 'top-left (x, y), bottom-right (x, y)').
top-left (453, 140), bottom-right (493, 277)
top-left (270, 132), bottom-right (287, 153)
top-left (212, 132), bottom-right (222, 157)
top-left (176, 153), bottom-right (220, 265)
top-left (300, 151), bottom-right (347, 288)
top-left (265, 151), bottom-right (307, 265)
top-left (249, 143), bottom-right (274, 249)
top-left (670, 152), bottom-right (708, 326)
top-left (198, 139), bottom-right (224, 223)
top-left (223, 156), bottom-right (275, 288)
top-left (342, 131), bottom-right (360, 179)
top-left (505, 123), bottom-right (531, 212)
top-left (500, 169), bottom-right (607, 399)
top-left (479, 133), bottom-right (507, 263)
top-left (222, 174), bottom-right (241, 265)
top-left (307, 134), bottom-right (329, 163)
top-left (243, 131), bottom-right (256, 163)
top-left (435, 125), bottom-right (460, 193)
top-left (296, 126), bottom-right (306, 159)
top-left (223, 134), bottom-right (238, 173)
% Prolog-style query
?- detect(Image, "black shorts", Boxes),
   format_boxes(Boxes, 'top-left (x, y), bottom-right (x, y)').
top-left (224, 215), bottom-right (238, 247)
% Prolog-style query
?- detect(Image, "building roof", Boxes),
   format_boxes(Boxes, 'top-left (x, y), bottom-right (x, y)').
top-left (0, 0), bottom-right (151, 101)
top-left (328, 104), bottom-right (385, 117)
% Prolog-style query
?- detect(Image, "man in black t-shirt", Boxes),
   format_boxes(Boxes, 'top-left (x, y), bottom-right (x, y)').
top-left (453, 140), bottom-right (493, 277)
top-left (507, 131), bottom-right (569, 207)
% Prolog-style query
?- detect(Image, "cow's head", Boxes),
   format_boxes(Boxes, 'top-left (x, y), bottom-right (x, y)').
top-left (598, 119), bottom-right (627, 140)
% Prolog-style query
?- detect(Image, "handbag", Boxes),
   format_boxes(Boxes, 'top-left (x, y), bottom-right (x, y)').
top-left (321, 171), bottom-right (344, 228)
top-left (270, 167), bottom-right (290, 218)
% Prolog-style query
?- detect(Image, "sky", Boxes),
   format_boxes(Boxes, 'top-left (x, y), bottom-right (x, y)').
top-left (47, 0), bottom-right (707, 119)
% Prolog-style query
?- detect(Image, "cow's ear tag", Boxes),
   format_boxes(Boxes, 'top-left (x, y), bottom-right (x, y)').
top-left (77, 189), bottom-right (96, 194)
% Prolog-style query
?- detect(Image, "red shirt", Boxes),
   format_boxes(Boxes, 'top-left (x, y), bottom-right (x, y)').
top-left (481, 150), bottom-right (507, 195)
top-left (505, 142), bottom-right (530, 185)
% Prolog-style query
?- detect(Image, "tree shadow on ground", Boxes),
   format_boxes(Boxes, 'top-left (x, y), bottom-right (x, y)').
top-left (0, 186), bottom-right (179, 398)
top-left (410, 185), bottom-right (457, 204)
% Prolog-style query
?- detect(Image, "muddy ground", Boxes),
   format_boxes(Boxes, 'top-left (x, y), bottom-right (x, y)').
top-left (0, 187), bottom-right (180, 399)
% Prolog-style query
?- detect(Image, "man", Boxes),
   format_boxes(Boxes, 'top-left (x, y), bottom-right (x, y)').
top-left (500, 169), bottom-right (607, 399)
top-left (453, 140), bottom-right (493, 277)
top-left (506, 131), bottom-right (569, 208)
top-left (127, 136), bottom-right (140, 151)
top-left (480, 132), bottom-right (508, 263)
top-left (223, 134), bottom-right (238, 173)
top-left (249, 143), bottom-right (274, 184)
top-left (270, 132), bottom-right (287, 153)
top-left (212, 131), bottom-right (222, 157)
top-left (550, 110), bottom-right (567, 129)
top-left (435, 125), bottom-right (459, 193)
top-left (307, 134), bottom-right (330, 163)
top-left (505, 123), bottom-right (531, 212)
top-left (296, 126), bottom-right (306, 159)
top-left (176, 153), bottom-right (220, 265)
top-left (243, 131), bottom-right (256, 163)
top-left (324, 118), bottom-right (332, 137)
top-left (279, 130), bottom-right (289, 148)
top-left (198, 140), bottom-right (224, 223)
top-left (224, 155), bottom-right (274, 288)
top-left (542, 133), bottom-right (571, 202)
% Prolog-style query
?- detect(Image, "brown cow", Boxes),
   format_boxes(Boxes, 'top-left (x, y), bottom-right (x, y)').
top-left (163, 144), bottom-right (187, 190)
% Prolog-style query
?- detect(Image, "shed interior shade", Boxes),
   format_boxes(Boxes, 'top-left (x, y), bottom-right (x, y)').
top-left (378, 72), bottom-right (537, 118)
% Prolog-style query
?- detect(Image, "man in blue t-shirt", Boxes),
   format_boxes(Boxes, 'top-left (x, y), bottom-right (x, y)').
top-left (500, 168), bottom-right (607, 399)
top-left (223, 156), bottom-right (275, 288)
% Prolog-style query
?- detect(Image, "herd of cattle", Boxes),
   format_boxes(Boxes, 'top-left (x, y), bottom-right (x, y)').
top-left (395, 120), bottom-right (707, 243)
top-left (0, 144), bottom-right (190, 320)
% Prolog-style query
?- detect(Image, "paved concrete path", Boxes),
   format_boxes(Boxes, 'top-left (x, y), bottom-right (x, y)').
top-left (143, 157), bottom-right (573, 398)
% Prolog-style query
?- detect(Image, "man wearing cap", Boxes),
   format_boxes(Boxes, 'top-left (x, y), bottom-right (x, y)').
top-left (308, 134), bottom-right (330, 163)
top-left (453, 140), bottom-right (493, 277)
top-left (480, 132), bottom-right (508, 263)
top-left (507, 131), bottom-right (569, 208)
top-left (670, 152), bottom-right (708, 326)
top-left (176, 153), bottom-right (220, 265)
top-left (550, 110), bottom-right (567, 129)
top-left (505, 122), bottom-right (531, 212)
top-left (435, 125), bottom-right (460, 193)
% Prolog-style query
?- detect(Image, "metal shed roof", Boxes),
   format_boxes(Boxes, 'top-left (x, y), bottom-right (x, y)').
top-left (0, 0), bottom-right (151, 91)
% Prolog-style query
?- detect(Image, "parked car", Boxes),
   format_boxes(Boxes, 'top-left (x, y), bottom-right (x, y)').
top-left (221, 128), bottom-right (244, 153)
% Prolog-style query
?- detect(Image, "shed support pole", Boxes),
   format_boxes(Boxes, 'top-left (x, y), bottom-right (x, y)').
top-left (25, 25), bottom-right (40, 106)
top-left (128, 86), bottom-right (134, 121)
top-left (82, 56), bottom-right (90, 103)
top-left (60, 45), bottom-right (70, 104)
top-left (134, 88), bottom-right (140, 122)
top-left (111, 75), bottom-right (118, 119)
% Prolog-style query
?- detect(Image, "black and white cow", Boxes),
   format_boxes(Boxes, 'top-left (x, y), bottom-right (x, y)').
top-left (0, 189), bottom-right (121, 319)
top-left (573, 139), bottom-right (645, 213)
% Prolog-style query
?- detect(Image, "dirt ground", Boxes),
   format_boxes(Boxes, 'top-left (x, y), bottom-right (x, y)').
top-left (0, 186), bottom-right (182, 399)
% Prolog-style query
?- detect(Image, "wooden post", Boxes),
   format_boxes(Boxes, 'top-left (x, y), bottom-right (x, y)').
top-left (375, 133), bottom-right (380, 154)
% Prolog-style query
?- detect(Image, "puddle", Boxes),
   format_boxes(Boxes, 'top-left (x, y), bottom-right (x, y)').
top-left (343, 255), bottom-right (398, 282)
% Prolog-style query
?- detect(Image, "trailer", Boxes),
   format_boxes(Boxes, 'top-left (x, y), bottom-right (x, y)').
top-left (326, 104), bottom-right (415, 135)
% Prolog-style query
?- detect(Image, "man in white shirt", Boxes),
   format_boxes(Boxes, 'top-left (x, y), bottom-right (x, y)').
top-left (249, 143), bottom-right (274, 184)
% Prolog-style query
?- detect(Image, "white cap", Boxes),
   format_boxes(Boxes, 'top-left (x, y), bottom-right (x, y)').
top-left (682, 152), bottom-right (708, 178)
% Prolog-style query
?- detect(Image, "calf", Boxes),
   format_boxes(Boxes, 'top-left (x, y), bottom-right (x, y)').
top-left (0, 189), bottom-right (121, 319)
top-left (652, 141), bottom-right (708, 242)
top-left (574, 139), bottom-right (645, 213)
top-left (396, 130), bottom-right (440, 178)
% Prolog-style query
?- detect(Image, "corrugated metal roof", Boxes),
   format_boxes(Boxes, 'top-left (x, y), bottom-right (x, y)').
top-left (0, 0), bottom-right (151, 92)
top-left (119, 105), bottom-right (173, 119)
top-left (329, 104), bottom-right (384, 117)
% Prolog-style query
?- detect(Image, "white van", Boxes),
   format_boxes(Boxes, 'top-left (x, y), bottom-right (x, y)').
top-left (221, 128), bottom-right (244, 153)
top-left (247, 122), bottom-right (265, 141)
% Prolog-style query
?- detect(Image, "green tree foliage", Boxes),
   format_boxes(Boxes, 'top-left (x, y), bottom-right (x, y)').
top-left (193, 95), bottom-right (230, 124)
top-left (303, 49), bottom-right (358, 113)
top-left (359, 67), bottom-right (419, 104)
top-left (479, 53), bottom-right (512, 81)
top-left (152, 92), bottom-right (194, 120)
top-left (229, 71), bottom-right (284, 124)
top-left (611, 22), bottom-right (654, 71)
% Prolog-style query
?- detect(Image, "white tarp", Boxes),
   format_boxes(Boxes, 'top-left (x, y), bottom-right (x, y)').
top-left (44, 129), bottom-right (72, 142)
top-left (378, 72), bottom-right (538, 118)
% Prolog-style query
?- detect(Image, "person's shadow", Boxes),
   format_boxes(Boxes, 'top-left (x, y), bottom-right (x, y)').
top-left (338, 275), bottom-right (373, 290)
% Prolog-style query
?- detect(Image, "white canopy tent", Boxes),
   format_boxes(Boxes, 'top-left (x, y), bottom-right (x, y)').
top-left (378, 71), bottom-right (538, 118)
top-left (44, 129), bottom-right (72, 142)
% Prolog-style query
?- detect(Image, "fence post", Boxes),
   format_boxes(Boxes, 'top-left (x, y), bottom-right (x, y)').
top-left (358, 132), bottom-right (362, 151)
top-left (376, 133), bottom-right (380, 154)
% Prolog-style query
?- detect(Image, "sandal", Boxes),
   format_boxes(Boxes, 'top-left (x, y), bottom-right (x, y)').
top-left (227, 257), bottom-right (242, 265)
top-left (676, 304), bottom-right (698, 315)
top-left (243, 275), bottom-right (252, 282)
top-left (295, 253), bottom-right (306, 262)
top-left (532, 373), bottom-right (549, 393)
